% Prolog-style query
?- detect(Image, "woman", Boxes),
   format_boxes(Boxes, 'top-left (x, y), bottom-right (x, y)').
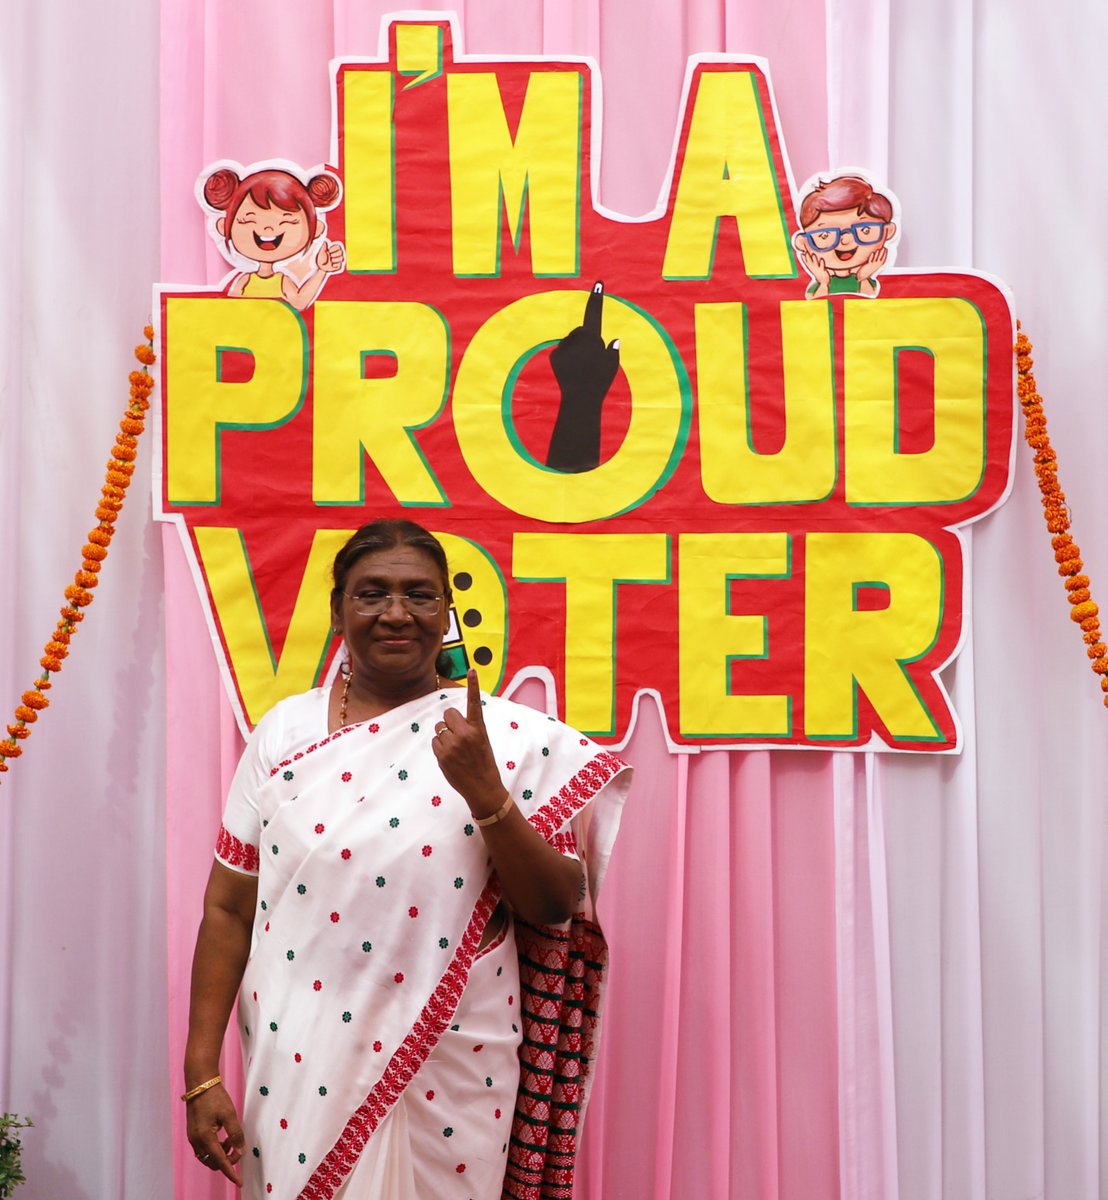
top-left (183, 519), bottom-right (630, 1199)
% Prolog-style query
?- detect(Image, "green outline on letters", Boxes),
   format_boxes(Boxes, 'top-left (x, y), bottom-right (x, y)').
top-left (515, 536), bottom-right (671, 738)
top-left (179, 312), bottom-right (308, 508)
top-left (314, 310), bottom-right (452, 510)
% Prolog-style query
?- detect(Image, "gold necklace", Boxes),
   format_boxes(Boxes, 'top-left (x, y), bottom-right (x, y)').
top-left (339, 672), bottom-right (444, 727)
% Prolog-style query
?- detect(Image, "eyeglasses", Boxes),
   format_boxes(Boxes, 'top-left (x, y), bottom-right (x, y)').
top-left (798, 222), bottom-right (889, 252)
top-left (343, 590), bottom-right (444, 616)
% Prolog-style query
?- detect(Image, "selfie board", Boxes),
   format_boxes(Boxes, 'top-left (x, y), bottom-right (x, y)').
top-left (152, 13), bottom-right (1016, 753)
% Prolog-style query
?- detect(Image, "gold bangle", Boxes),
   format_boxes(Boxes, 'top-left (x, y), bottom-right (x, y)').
top-left (473, 794), bottom-right (514, 827)
top-left (181, 1075), bottom-right (222, 1103)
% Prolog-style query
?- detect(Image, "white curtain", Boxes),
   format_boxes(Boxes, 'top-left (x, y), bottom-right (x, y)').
top-left (3, 2), bottom-right (1108, 1198)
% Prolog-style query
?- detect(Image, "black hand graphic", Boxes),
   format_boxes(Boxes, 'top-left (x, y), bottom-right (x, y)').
top-left (545, 281), bottom-right (620, 473)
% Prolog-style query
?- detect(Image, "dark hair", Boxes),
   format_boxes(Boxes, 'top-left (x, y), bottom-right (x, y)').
top-left (331, 519), bottom-right (452, 607)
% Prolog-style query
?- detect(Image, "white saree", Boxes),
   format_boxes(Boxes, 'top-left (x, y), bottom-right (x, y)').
top-left (215, 685), bottom-right (630, 1200)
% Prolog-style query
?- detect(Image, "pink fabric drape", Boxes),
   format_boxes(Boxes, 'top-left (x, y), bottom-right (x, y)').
top-left (12, 2), bottom-right (1108, 1199)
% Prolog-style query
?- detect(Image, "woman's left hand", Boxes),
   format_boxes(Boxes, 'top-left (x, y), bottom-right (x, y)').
top-left (432, 670), bottom-right (510, 815)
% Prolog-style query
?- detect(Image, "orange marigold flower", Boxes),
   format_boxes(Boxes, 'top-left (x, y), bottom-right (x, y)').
top-left (120, 417), bottom-right (144, 435)
top-left (7, 725), bottom-right (30, 740)
top-left (74, 571), bottom-right (99, 589)
top-left (60, 605), bottom-right (84, 622)
top-left (134, 344), bottom-right (156, 365)
top-left (39, 655), bottom-right (63, 673)
top-left (1069, 588), bottom-right (1092, 606)
top-left (87, 528), bottom-right (112, 547)
top-left (44, 641), bottom-right (69, 658)
top-left (113, 442), bottom-right (137, 461)
top-left (1066, 575), bottom-right (1090, 590)
top-left (1058, 561), bottom-right (1081, 578)
top-left (14, 707), bottom-right (37, 724)
top-left (51, 628), bottom-right (72, 644)
top-left (109, 456), bottom-right (135, 473)
top-left (1093, 657), bottom-right (1108, 674)
top-left (102, 483), bottom-right (126, 500)
top-left (21, 690), bottom-right (49, 710)
top-left (83, 543), bottom-right (108, 561)
top-left (1071, 601), bottom-right (1099, 622)
top-left (64, 585), bottom-right (93, 606)
top-left (0, 741), bottom-right (22, 758)
top-left (1055, 544), bottom-right (1081, 563)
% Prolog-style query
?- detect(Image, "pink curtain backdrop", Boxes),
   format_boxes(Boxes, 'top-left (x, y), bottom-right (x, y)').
top-left (4, 2), bottom-right (1108, 1199)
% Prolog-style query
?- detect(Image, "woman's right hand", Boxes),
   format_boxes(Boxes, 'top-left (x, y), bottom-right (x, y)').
top-left (186, 1081), bottom-right (246, 1187)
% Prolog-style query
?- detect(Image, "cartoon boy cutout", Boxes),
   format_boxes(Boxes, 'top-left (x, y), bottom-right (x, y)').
top-left (199, 162), bottom-right (346, 311)
top-left (794, 174), bottom-right (897, 299)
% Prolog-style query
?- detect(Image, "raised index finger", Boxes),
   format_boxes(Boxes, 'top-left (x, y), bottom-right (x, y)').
top-left (466, 668), bottom-right (485, 726)
top-left (583, 280), bottom-right (604, 337)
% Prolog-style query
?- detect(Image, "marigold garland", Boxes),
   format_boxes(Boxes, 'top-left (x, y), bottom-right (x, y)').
top-left (0, 329), bottom-right (157, 779)
top-left (1016, 326), bottom-right (1108, 707)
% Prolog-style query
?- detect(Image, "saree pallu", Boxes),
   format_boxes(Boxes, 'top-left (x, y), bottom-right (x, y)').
top-left (215, 686), bottom-right (630, 1200)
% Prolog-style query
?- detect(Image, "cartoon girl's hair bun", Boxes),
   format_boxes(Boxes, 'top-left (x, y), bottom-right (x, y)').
top-left (307, 173), bottom-right (342, 209)
top-left (203, 168), bottom-right (241, 209)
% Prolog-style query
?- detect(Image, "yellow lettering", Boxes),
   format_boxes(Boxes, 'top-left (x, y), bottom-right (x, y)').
top-left (312, 301), bottom-right (449, 505)
top-left (165, 299), bottom-right (306, 504)
top-left (678, 533), bottom-right (790, 736)
top-left (844, 297), bottom-right (987, 505)
top-left (452, 290), bottom-right (688, 522)
top-left (447, 71), bottom-right (581, 276)
top-left (663, 70), bottom-right (794, 280)
top-left (696, 300), bottom-right (836, 503)
top-left (514, 532), bottom-right (669, 734)
top-left (804, 532), bottom-right (943, 740)
top-left (196, 526), bottom-right (352, 726)
top-left (341, 69), bottom-right (396, 272)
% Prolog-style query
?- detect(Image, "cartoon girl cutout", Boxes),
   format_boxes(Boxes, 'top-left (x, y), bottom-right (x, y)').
top-left (199, 161), bottom-right (346, 310)
top-left (793, 172), bottom-right (898, 299)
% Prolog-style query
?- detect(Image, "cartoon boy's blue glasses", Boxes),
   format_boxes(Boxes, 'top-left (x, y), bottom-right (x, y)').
top-left (799, 222), bottom-right (889, 252)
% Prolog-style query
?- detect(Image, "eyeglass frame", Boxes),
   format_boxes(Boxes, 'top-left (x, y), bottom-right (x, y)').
top-left (342, 589), bottom-right (445, 617)
top-left (797, 221), bottom-right (890, 252)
